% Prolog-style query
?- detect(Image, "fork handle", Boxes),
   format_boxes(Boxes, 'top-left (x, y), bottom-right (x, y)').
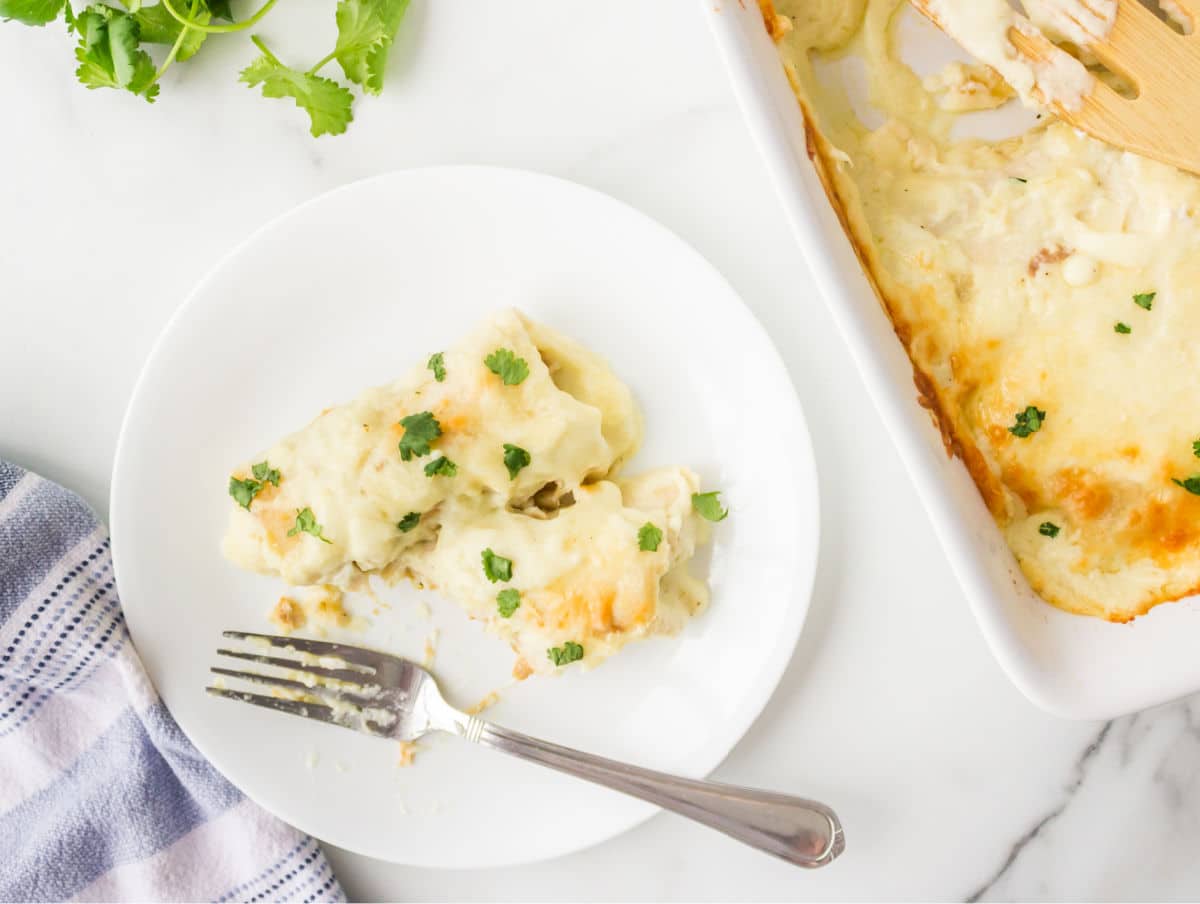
top-left (471, 721), bottom-right (844, 868)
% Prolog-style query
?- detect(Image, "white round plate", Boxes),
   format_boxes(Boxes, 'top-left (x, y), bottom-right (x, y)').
top-left (110, 166), bottom-right (819, 869)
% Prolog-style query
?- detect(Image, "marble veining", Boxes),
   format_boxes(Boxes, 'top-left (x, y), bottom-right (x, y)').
top-left (974, 699), bottom-right (1200, 901)
top-left (970, 722), bottom-right (1112, 901)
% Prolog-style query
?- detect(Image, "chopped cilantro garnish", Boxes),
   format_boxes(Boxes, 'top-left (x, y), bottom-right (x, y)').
top-left (547, 641), bottom-right (584, 667)
top-left (1114, 322), bottom-right (1131, 334)
top-left (427, 352), bottom-right (446, 382)
top-left (691, 491), bottom-right (728, 522)
top-left (502, 444), bottom-right (531, 480)
top-left (424, 456), bottom-right (457, 478)
top-left (228, 476), bottom-right (262, 510)
top-left (1173, 476), bottom-right (1200, 496)
top-left (1038, 521), bottom-right (1060, 538)
top-left (398, 411), bottom-right (441, 461)
top-left (251, 461), bottom-right (281, 486)
top-left (481, 548), bottom-right (513, 583)
top-left (484, 348), bottom-right (530, 386)
top-left (397, 512), bottom-right (421, 532)
top-left (637, 522), bottom-right (663, 552)
top-left (287, 507), bottom-right (332, 543)
top-left (1193, 439), bottom-right (1200, 459)
top-left (496, 588), bottom-right (521, 618)
top-left (1133, 291), bottom-right (1156, 311)
top-left (229, 461), bottom-right (282, 510)
top-left (1008, 406), bottom-right (1046, 438)
top-left (250, 462), bottom-right (278, 487)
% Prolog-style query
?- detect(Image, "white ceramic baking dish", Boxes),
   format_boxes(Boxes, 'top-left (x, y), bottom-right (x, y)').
top-left (703, 0), bottom-right (1200, 720)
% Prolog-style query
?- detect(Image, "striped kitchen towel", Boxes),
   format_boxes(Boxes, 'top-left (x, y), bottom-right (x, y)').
top-left (0, 462), bottom-right (344, 902)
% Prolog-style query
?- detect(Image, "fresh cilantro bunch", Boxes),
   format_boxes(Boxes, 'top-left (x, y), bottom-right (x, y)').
top-left (0, 0), bottom-right (410, 136)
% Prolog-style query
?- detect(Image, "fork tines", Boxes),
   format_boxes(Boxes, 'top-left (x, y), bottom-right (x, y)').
top-left (206, 631), bottom-right (396, 736)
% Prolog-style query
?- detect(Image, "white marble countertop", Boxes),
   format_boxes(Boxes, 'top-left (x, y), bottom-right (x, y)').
top-left (4, 0), bottom-right (1200, 899)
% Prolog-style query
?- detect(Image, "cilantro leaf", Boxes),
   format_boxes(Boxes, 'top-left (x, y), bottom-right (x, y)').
top-left (74, 5), bottom-right (160, 101)
top-left (228, 475), bottom-right (262, 510)
top-left (332, 0), bottom-right (389, 88)
top-left (206, 0), bottom-right (232, 19)
top-left (484, 348), bottom-right (530, 386)
top-left (1038, 521), bottom-right (1060, 538)
top-left (637, 522), bottom-right (663, 552)
top-left (502, 443), bottom-right (530, 480)
top-left (287, 507), bottom-right (332, 543)
top-left (1008, 406), bottom-right (1046, 438)
top-left (251, 460), bottom-right (280, 486)
top-left (1173, 476), bottom-right (1200, 496)
top-left (481, 548), bottom-right (513, 583)
top-left (364, 0), bottom-right (409, 88)
top-left (547, 641), bottom-right (584, 667)
top-left (397, 511), bottom-right (421, 532)
top-left (1114, 322), bottom-right (1131, 334)
top-left (397, 411), bottom-right (441, 460)
top-left (496, 588), bottom-right (520, 618)
top-left (423, 456), bottom-right (457, 478)
top-left (334, 0), bottom-right (410, 94)
top-left (427, 352), bottom-right (446, 382)
top-left (240, 38), bottom-right (354, 137)
top-left (1133, 291), bottom-right (1156, 311)
top-left (1193, 439), bottom-right (1200, 459)
top-left (133, 2), bottom-right (208, 61)
top-left (0, 0), bottom-right (65, 25)
top-left (691, 491), bottom-right (728, 522)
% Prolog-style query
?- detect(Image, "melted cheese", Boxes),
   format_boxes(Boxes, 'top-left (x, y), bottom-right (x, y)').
top-left (922, 0), bottom-right (1108, 110)
top-left (768, 0), bottom-right (1200, 621)
top-left (1022, 0), bottom-right (1117, 48)
top-left (223, 309), bottom-right (709, 673)
top-left (923, 61), bottom-right (1015, 112)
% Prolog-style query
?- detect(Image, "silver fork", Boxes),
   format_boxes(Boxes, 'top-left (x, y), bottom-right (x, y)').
top-left (207, 630), bottom-right (845, 869)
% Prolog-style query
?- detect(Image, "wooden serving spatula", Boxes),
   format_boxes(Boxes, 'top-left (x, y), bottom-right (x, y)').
top-left (911, 0), bottom-right (1200, 175)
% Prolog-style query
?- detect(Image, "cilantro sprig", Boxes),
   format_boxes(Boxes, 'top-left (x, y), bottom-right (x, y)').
top-left (481, 548), bottom-right (512, 583)
top-left (484, 349), bottom-right (530, 386)
top-left (692, 491), bottom-right (729, 522)
top-left (73, 3), bottom-right (162, 102)
top-left (1170, 439), bottom-right (1200, 494)
top-left (1173, 476), bottom-right (1200, 496)
top-left (3, 0), bottom-right (410, 137)
top-left (424, 455), bottom-right (457, 478)
top-left (1, 0), bottom-right (71, 25)
top-left (330, 0), bottom-right (409, 95)
top-left (638, 522), bottom-right (662, 552)
top-left (547, 641), bottom-right (584, 667)
top-left (228, 460), bottom-right (280, 510)
top-left (1008, 406), bottom-right (1046, 439)
top-left (427, 352), bottom-right (446, 383)
top-left (398, 411), bottom-right (441, 461)
top-left (496, 588), bottom-right (520, 618)
top-left (288, 507), bottom-right (332, 543)
top-left (251, 461), bottom-right (280, 486)
top-left (240, 37), bottom-right (354, 138)
top-left (228, 476), bottom-right (260, 510)
top-left (502, 444), bottom-right (530, 480)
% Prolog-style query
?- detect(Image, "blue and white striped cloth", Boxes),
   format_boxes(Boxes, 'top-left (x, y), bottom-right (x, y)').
top-left (0, 462), bottom-right (344, 902)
